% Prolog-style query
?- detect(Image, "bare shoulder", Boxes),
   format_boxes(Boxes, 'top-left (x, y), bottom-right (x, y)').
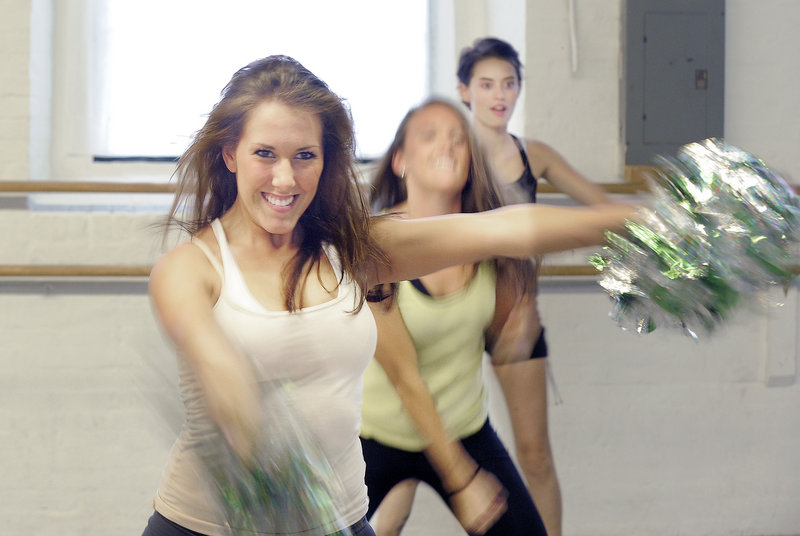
top-left (523, 138), bottom-right (561, 162)
top-left (149, 234), bottom-right (220, 302)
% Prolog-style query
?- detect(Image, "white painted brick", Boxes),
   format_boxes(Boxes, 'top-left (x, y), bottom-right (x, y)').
top-left (524, 2), bottom-right (623, 180)
top-left (2, 2), bottom-right (800, 535)
top-left (0, 117), bottom-right (29, 139)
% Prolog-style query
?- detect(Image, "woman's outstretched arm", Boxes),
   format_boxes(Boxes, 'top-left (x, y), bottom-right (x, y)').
top-left (369, 202), bottom-right (635, 287)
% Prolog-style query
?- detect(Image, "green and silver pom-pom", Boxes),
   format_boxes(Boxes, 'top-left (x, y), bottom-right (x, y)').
top-left (200, 382), bottom-right (352, 536)
top-left (591, 138), bottom-right (800, 338)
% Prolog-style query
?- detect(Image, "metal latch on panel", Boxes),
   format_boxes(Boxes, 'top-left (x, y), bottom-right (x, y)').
top-left (695, 69), bottom-right (708, 90)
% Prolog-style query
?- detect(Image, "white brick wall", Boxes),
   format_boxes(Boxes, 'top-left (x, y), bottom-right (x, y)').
top-left (0, 0), bottom-right (30, 180)
top-left (0, 285), bottom-right (177, 534)
top-left (724, 0), bottom-right (800, 184)
top-left (524, 1), bottom-right (623, 182)
top-left (2, 1), bottom-right (800, 535)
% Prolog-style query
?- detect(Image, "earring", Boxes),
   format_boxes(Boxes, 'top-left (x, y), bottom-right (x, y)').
top-left (400, 167), bottom-right (406, 179)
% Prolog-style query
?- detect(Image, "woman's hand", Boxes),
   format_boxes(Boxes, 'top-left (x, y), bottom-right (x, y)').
top-left (448, 467), bottom-right (508, 535)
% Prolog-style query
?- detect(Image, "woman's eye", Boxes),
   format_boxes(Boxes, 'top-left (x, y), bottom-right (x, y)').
top-left (295, 151), bottom-right (317, 161)
top-left (481, 82), bottom-right (491, 90)
top-left (255, 149), bottom-right (275, 158)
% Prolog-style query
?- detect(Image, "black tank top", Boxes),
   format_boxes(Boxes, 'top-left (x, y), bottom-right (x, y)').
top-left (509, 134), bottom-right (538, 203)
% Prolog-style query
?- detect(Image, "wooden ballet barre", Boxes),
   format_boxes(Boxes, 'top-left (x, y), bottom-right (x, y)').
top-left (0, 181), bottom-right (176, 193)
top-left (0, 181), bottom-right (647, 195)
top-left (0, 264), bottom-right (600, 278)
top-left (2, 263), bottom-right (798, 278)
top-left (538, 182), bottom-right (646, 195)
top-left (0, 265), bottom-right (153, 277)
top-left (539, 264), bottom-right (600, 276)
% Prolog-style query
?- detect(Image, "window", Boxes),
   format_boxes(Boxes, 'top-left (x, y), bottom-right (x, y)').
top-left (45, 0), bottom-right (430, 182)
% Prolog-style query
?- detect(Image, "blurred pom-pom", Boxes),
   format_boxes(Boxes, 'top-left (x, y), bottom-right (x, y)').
top-left (199, 381), bottom-right (352, 536)
top-left (591, 138), bottom-right (800, 338)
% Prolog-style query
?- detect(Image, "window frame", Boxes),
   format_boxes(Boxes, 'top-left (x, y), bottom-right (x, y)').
top-left (40, 0), bottom-right (439, 186)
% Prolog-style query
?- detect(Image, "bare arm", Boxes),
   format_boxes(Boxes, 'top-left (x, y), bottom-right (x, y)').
top-left (369, 299), bottom-right (478, 489)
top-left (149, 243), bottom-right (260, 460)
top-left (368, 299), bottom-right (507, 533)
top-left (484, 273), bottom-right (541, 366)
top-left (369, 202), bottom-right (634, 286)
top-left (527, 139), bottom-right (613, 205)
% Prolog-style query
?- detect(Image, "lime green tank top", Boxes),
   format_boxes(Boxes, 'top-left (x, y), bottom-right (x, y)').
top-left (360, 262), bottom-right (496, 451)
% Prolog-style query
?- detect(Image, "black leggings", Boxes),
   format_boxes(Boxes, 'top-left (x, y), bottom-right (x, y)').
top-left (141, 510), bottom-right (375, 536)
top-left (360, 420), bottom-right (546, 536)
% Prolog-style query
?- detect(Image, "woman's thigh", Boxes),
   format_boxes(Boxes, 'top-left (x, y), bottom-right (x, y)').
top-left (461, 422), bottom-right (547, 536)
top-left (360, 436), bottom-right (439, 518)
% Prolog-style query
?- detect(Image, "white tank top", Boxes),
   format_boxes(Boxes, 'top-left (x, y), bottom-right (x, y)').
top-left (152, 219), bottom-right (376, 535)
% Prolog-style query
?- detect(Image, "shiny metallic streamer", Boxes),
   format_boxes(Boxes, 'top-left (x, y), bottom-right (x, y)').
top-left (199, 381), bottom-right (352, 536)
top-left (591, 138), bottom-right (800, 337)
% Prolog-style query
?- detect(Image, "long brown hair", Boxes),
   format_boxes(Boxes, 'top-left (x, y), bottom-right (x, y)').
top-left (165, 55), bottom-right (387, 311)
top-left (369, 97), bottom-right (534, 295)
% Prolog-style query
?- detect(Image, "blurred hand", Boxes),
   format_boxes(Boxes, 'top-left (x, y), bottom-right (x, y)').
top-left (206, 373), bottom-right (261, 463)
top-left (448, 468), bottom-right (508, 535)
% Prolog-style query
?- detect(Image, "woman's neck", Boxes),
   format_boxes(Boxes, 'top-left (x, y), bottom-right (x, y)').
top-left (221, 205), bottom-right (301, 253)
top-left (402, 192), bottom-right (474, 292)
top-left (403, 190), bottom-right (462, 219)
top-left (472, 119), bottom-right (511, 154)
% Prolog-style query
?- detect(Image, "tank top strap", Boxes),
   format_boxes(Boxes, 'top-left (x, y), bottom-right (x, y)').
top-left (207, 219), bottom-right (267, 312)
top-left (189, 235), bottom-right (223, 278)
top-left (510, 133), bottom-right (531, 170)
top-left (509, 133), bottom-right (538, 202)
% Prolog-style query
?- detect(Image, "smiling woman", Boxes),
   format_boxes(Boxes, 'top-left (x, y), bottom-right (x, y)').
top-left (143, 55), bottom-right (389, 536)
top-left (221, 101), bottom-right (324, 248)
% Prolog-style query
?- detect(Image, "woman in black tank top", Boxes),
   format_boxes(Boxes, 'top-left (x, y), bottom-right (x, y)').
top-left (453, 37), bottom-right (618, 536)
